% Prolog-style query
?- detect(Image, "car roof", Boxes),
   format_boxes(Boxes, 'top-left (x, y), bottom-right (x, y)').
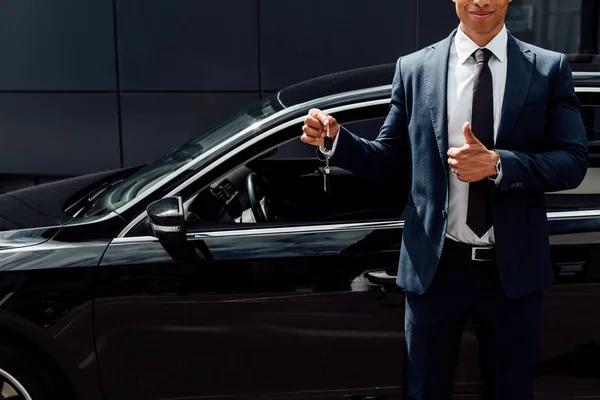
top-left (276, 62), bottom-right (600, 109)
top-left (277, 64), bottom-right (396, 108)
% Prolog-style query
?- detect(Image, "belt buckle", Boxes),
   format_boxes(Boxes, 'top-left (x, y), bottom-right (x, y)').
top-left (471, 247), bottom-right (491, 262)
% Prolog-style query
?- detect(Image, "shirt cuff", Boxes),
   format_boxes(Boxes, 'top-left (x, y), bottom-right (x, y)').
top-left (319, 129), bottom-right (340, 157)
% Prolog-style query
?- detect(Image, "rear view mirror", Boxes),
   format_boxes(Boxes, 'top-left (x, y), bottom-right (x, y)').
top-left (146, 196), bottom-right (186, 244)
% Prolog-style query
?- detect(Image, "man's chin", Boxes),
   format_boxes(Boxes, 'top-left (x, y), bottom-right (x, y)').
top-left (464, 21), bottom-right (503, 36)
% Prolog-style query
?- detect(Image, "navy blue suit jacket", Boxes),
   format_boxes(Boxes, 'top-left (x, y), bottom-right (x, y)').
top-left (331, 30), bottom-right (589, 298)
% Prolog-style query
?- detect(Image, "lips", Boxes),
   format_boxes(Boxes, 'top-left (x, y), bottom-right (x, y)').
top-left (469, 10), bottom-right (494, 19)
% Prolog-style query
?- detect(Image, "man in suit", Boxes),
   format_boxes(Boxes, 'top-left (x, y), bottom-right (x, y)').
top-left (300, 0), bottom-right (588, 398)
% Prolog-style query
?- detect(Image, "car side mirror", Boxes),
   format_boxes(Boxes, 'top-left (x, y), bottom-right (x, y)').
top-left (146, 196), bottom-right (186, 244)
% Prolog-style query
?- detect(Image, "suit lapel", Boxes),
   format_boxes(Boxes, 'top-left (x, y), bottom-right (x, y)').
top-left (496, 34), bottom-right (535, 147)
top-left (424, 30), bottom-right (456, 172)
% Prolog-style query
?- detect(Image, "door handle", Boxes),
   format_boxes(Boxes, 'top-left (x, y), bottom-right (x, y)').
top-left (363, 269), bottom-right (405, 299)
top-left (363, 269), bottom-right (397, 286)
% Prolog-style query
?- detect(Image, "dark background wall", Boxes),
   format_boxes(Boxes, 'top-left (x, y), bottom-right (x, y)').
top-left (0, 0), bottom-right (596, 193)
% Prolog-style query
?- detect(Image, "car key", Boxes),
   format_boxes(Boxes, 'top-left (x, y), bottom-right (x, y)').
top-left (324, 125), bottom-right (331, 194)
top-left (323, 124), bottom-right (333, 152)
top-left (324, 156), bottom-right (331, 194)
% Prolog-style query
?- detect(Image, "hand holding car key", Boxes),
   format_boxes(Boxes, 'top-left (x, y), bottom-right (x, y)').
top-left (300, 108), bottom-right (340, 194)
top-left (323, 125), bottom-right (332, 193)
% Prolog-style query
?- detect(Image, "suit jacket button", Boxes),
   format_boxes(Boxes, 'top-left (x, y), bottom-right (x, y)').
top-left (442, 210), bottom-right (448, 219)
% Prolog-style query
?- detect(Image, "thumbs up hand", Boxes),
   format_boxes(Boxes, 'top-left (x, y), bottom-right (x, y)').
top-left (447, 122), bottom-right (499, 183)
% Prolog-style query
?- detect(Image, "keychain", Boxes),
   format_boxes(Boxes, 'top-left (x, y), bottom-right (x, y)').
top-left (323, 124), bottom-right (332, 194)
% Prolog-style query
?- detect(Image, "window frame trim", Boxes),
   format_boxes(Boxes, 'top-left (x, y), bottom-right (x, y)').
top-left (111, 209), bottom-right (600, 245)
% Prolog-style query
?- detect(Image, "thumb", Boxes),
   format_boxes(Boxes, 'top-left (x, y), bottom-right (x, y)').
top-left (463, 122), bottom-right (479, 144)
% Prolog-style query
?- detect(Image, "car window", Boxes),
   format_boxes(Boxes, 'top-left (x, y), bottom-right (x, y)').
top-left (507, 0), bottom-right (596, 65)
top-left (179, 111), bottom-right (409, 228)
top-left (82, 97), bottom-right (282, 219)
top-left (123, 105), bottom-right (400, 237)
top-left (545, 104), bottom-right (600, 211)
top-left (545, 174), bottom-right (600, 212)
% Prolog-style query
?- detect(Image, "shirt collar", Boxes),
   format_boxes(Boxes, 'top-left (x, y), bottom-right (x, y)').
top-left (454, 24), bottom-right (508, 65)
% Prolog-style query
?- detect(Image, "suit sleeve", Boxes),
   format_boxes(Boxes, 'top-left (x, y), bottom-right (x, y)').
top-left (325, 57), bottom-right (409, 184)
top-left (495, 54), bottom-right (589, 192)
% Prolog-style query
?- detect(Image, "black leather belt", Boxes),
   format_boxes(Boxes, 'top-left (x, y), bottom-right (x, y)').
top-left (444, 238), bottom-right (496, 262)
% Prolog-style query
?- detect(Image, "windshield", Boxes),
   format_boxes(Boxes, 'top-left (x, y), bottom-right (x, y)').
top-left (83, 97), bottom-right (282, 218)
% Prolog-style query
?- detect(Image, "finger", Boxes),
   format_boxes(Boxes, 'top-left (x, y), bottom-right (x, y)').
top-left (447, 147), bottom-right (460, 158)
top-left (300, 134), bottom-right (324, 147)
top-left (309, 108), bottom-right (330, 126)
top-left (463, 122), bottom-right (479, 144)
top-left (323, 115), bottom-right (336, 128)
top-left (447, 158), bottom-right (457, 167)
top-left (302, 125), bottom-right (324, 138)
top-left (305, 116), bottom-right (325, 131)
top-left (327, 117), bottom-right (340, 135)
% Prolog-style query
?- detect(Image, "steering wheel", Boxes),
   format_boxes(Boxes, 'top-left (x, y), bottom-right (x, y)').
top-left (246, 172), bottom-right (274, 223)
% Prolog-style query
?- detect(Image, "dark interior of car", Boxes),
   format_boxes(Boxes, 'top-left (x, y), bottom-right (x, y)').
top-left (177, 108), bottom-right (410, 227)
top-left (187, 156), bottom-right (409, 225)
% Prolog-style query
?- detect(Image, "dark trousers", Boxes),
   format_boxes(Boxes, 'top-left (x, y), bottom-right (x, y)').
top-left (404, 240), bottom-right (543, 399)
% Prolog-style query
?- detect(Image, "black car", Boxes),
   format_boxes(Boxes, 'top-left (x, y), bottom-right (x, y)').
top-left (0, 64), bottom-right (599, 400)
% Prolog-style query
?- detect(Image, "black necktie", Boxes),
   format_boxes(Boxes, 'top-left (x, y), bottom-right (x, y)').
top-left (466, 48), bottom-right (494, 238)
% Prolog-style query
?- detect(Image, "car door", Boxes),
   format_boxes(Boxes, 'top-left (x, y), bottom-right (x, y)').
top-left (95, 223), bottom-right (408, 400)
top-left (93, 108), bottom-right (415, 400)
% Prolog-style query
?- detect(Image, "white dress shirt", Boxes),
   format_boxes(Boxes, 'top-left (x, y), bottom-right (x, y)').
top-left (446, 25), bottom-right (507, 246)
top-left (321, 25), bottom-right (508, 246)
